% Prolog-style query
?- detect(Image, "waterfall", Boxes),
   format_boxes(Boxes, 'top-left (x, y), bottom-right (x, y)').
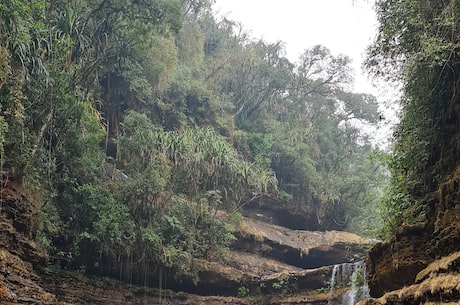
top-left (327, 261), bottom-right (369, 305)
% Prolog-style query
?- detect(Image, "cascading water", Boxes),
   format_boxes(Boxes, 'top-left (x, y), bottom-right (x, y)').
top-left (327, 261), bottom-right (369, 305)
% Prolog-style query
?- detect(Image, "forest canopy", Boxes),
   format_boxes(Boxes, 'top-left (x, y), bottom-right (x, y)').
top-left (0, 0), bottom-right (387, 283)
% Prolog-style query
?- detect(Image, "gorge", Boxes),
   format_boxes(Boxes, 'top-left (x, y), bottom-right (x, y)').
top-left (2, 0), bottom-right (460, 304)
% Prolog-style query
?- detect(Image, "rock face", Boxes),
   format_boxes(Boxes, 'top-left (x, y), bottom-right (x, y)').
top-left (243, 199), bottom-right (318, 230)
top-left (358, 251), bottom-right (460, 305)
top-left (243, 198), bottom-right (343, 231)
top-left (0, 178), bottom-right (373, 304)
top-left (361, 166), bottom-right (460, 304)
top-left (0, 180), bottom-right (55, 304)
top-left (365, 223), bottom-right (432, 297)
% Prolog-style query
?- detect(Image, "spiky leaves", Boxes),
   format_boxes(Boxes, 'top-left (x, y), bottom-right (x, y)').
top-left (117, 110), bottom-right (278, 211)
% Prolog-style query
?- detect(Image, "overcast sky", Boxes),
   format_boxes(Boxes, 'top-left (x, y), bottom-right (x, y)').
top-left (213, 0), bottom-right (377, 94)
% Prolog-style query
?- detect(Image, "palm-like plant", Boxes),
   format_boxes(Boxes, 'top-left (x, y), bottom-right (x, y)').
top-left (118, 111), bottom-right (278, 211)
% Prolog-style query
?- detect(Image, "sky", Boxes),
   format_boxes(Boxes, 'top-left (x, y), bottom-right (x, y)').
top-left (212, 0), bottom-right (398, 148)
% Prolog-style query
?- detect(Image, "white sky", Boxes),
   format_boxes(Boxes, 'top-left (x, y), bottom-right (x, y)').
top-left (213, 0), bottom-right (399, 148)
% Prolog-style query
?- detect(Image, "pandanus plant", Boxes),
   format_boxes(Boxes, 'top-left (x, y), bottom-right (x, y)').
top-left (117, 110), bottom-right (278, 211)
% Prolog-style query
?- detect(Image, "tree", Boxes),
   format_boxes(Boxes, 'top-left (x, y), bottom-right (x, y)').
top-left (0, 0), bottom-right (389, 288)
top-left (267, 45), bottom-right (381, 230)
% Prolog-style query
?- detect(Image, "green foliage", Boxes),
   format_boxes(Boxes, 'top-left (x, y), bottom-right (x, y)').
top-left (32, 202), bottom-right (62, 253)
top-left (379, 174), bottom-right (413, 235)
top-left (247, 133), bottom-right (274, 168)
top-left (342, 152), bottom-right (389, 237)
top-left (0, 116), bottom-right (7, 155)
top-left (119, 111), bottom-right (278, 210)
top-left (367, 0), bottom-right (459, 80)
top-left (0, 0), bottom-right (390, 289)
top-left (367, 0), bottom-right (460, 235)
top-left (33, 202), bottom-right (62, 236)
top-left (237, 285), bottom-right (250, 297)
top-left (66, 184), bottom-right (135, 256)
top-left (56, 100), bottom-right (106, 184)
top-left (272, 278), bottom-right (292, 295)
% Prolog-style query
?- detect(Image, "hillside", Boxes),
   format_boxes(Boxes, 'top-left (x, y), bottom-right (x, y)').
top-left (0, 177), bottom-right (372, 304)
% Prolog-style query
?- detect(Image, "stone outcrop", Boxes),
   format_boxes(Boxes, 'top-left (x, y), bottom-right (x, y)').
top-left (170, 217), bottom-right (373, 296)
top-left (361, 168), bottom-right (460, 304)
top-left (243, 198), bottom-right (343, 231)
top-left (0, 180), bottom-right (54, 304)
top-left (365, 223), bottom-right (432, 297)
top-left (234, 218), bottom-right (372, 269)
top-left (358, 251), bottom-right (460, 305)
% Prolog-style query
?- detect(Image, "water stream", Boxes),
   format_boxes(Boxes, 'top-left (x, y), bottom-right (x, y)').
top-left (328, 261), bottom-right (369, 305)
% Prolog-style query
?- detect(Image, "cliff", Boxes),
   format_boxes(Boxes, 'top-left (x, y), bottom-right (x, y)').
top-left (359, 77), bottom-right (460, 304)
top-left (358, 171), bottom-right (460, 304)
